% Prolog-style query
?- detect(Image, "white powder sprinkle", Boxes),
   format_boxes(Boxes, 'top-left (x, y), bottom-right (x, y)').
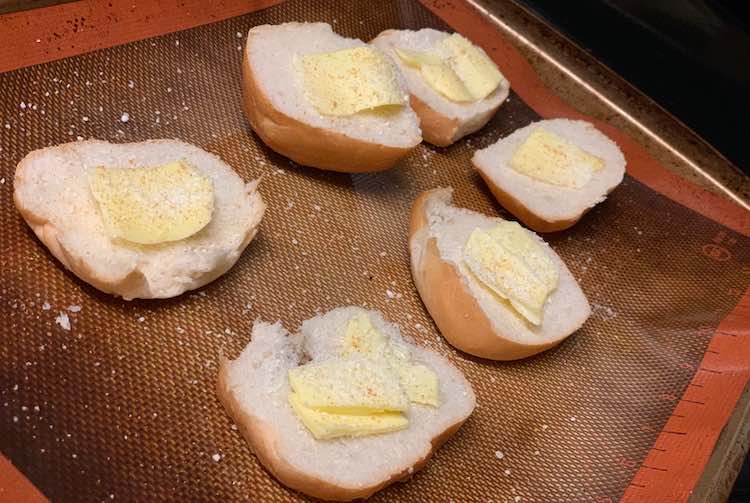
top-left (386, 290), bottom-right (396, 299)
top-left (127, 80), bottom-right (134, 89)
top-left (504, 468), bottom-right (512, 476)
top-left (55, 312), bottom-right (71, 331)
top-left (494, 451), bottom-right (504, 460)
top-left (137, 316), bottom-right (145, 323)
top-left (570, 416), bottom-right (577, 422)
top-left (211, 453), bottom-right (221, 462)
top-left (120, 112), bottom-right (130, 123)
top-left (67, 305), bottom-right (81, 313)
top-left (236, 31), bottom-right (243, 38)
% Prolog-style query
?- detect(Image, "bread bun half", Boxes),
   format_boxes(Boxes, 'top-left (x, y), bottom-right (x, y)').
top-left (371, 29), bottom-right (509, 147)
top-left (13, 140), bottom-right (265, 300)
top-left (409, 188), bottom-right (590, 360)
top-left (472, 119), bottom-right (626, 232)
top-left (243, 23), bottom-right (422, 172)
top-left (217, 306), bottom-right (475, 501)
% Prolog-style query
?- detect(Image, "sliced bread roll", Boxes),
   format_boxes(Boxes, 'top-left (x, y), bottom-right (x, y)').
top-left (13, 140), bottom-right (265, 300)
top-left (473, 119), bottom-right (626, 232)
top-left (217, 306), bottom-right (475, 501)
top-left (243, 23), bottom-right (422, 173)
top-left (371, 29), bottom-right (509, 147)
top-left (409, 188), bottom-right (590, 360)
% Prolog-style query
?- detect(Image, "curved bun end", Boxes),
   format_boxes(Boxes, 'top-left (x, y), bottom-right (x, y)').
top-left (242, 33), bottom-right (419, 173)
top-left (409, 189), bottom-right (586, 360)
top-left (13, 140), bottom-right (265, 300)
top-left (473, 163), bottom-right (582, 233)
top-left (217, 312), bottom-right (474, 501)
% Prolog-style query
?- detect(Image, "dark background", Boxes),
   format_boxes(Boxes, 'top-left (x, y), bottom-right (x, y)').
top-left (515, 1), bottom-right (750, 499)
top-left (516, 0), bottom-right (750, 175)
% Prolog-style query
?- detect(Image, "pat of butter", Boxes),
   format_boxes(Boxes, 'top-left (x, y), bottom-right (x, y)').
top-left (464, 222), bottom-right (559, 325)
top-left (342, 312), bottom-right (390, 358)
top-left (398, 364), bottom-right (439, 407)
top-left (288, 359), bottom-right (409, 414)
top-left (88, 160), bottom-right (214, 245)
top-left (342, 313), bottom-right (439, 407)
top-left (509, 129), bottom-right (605, 188)
top-left (394, 34), bottom-right (502, 102)
top-left (288, 393), bottom-right (408, 440)
top-left (298, 46), bottom-right (406, 116)
top-left (419, 63), bottom-right (475, 103)
top-left (440, 34), bottom-right (503, 101)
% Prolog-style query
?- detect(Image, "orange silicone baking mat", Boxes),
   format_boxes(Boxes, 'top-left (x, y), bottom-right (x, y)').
top-left (1, 1), bottom-right (749, 502)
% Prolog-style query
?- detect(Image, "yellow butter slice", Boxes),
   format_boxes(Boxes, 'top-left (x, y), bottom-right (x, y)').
top-left (464, 222), bottom-right (559, 325)
top-left (342, 312), bottom-right (390, 358)
top-left (288, 393), bottom-right (408, 440)
top-left (441, 34), bottom-right (503, 100)
top-left (298, 46), bottom-right (406, 116)
top-left (88, 160), bottom-right (214, 245)
top-left (420, 63), bottom-right (475, 102)
top-left (393, 47), bottom-right (443, 68)
top-left (509, 129), bottom-right (605, 188)
top-left (288, 359), bottom-right (409, 414)
top-left (398, 364), bottom-right (439, 407)
top-left (394, 45), bottom-right (473, 102)
top-left (342, 313), bottom-right (439, 407)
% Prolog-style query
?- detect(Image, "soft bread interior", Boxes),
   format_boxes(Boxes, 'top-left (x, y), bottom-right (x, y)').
top-left (371, 30), bottom-right (509, 134)
top-left (247, 23), bottom-right (421, 149)
top-left (413, 188), bottom-right (590, 346)
top-left (472, 119), bottom-right (625, 221)
top-left (223, 307), bottom-right (475, 491)
top-left (14, 140), bottom-right (265, 299)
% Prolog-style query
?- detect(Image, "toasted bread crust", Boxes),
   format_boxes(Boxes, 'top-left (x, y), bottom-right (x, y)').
top-left (409, 189), bottom-right (580, 360)
top-left (217, 358), bottom-right (469, 501)
top-left (408, 95), bottom-right (460, 147)
top-left (242, 33), bottom-right (417, 173)
top-left (473, 163), bottom-right (581, 232)
top-left (13, 140), bottom-right (264, 300)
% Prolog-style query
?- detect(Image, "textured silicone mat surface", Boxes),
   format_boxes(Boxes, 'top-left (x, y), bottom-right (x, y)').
top-left (1, 0), bottom-right (749, 502)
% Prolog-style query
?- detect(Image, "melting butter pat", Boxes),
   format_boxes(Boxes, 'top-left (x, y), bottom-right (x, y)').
top-left (342, 312), bottom-right (390, 358)
top-left (464, 222), bottom-right (559, 325)
top-left (440, 34), bottom-right (503, 101)
top-left (288, 359), bottom-right (409, 414)
top-left (298, 46), bottom-right (406, 116)
top-left (88, 161), bottom-right (214, 245)
top-left (398, 364), bottom-right (439, 406)
top-left (510, 129), bottom-right (605, 188)
top-left (395, 34), bottom-right (503, 102)
top-left (342, 313), bottom-right (439, 407)
top-left (288, 393), bottom-right (407, 440)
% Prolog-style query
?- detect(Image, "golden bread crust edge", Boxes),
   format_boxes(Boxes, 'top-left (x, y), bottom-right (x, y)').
top-left (472, 158), bottom-right (624, 233)
top-left (242, 34), bottom-right (418, 173)
top-left (216, 356), bottom-right (470, 501)
top-left (408, 189), bottom-right (570, 360)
